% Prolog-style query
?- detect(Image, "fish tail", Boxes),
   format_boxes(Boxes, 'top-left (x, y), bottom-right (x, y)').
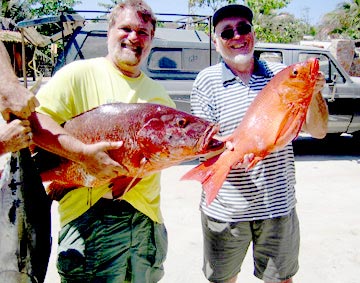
top-left (181, 155), bottom-right (230, 205)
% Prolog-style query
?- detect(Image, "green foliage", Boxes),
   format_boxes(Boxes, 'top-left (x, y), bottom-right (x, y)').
top-left (255, 18), bottom-right (308, 43)
top-left (245, 0), bottom-right (290, 15)
top-left (1, 0), bottom-right (32, 27)
top-left (319, 0), bottom-right (359, 40)
top-left (1, 0), bottom-right (83, 77)
top-left (189, 0), bottom-right (237, 12)
top-left (27, 0), bottom-right (81, 17)
top-left (1, 0), bottom-right (81, 22)
top-left (98, 0), bottom-right (119, 11)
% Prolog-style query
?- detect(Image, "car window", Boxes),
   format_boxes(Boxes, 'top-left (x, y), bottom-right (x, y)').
top-left (79, 32), bottom-right (107, 59)
top-left (299, 52), bottom-right (345, 84)
top-left (148, 49), bottom-right (181, 70)
top-left (255, 51), bottom-right (284, 63)
top-left (147, 48), bottom-right (218, 72)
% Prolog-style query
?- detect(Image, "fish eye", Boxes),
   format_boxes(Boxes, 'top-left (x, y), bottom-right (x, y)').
top-left (177, 118), bottom-right (187, 128)
top-left (291, 69), bottom-right (299, 77)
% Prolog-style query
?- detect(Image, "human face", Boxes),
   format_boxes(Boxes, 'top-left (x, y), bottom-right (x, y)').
top-left (214, 17), bottom-right (255, 68)
top-left (107, 7), bottom-right (154, 77)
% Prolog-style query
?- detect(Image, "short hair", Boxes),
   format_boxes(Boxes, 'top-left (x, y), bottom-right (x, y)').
top-left (108, 0), bottom-right (157, 31)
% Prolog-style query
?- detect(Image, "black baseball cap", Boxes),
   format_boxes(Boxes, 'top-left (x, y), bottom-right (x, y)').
top-left (212, 4), bottom-right (253, 28)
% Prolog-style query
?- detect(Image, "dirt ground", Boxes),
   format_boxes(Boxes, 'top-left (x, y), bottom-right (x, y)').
top-left (42, 136), bottom-right (360, 283)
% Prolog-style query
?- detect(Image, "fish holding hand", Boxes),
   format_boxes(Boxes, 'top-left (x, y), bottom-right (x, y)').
top-left (181, 58), bottom-right (323, 205)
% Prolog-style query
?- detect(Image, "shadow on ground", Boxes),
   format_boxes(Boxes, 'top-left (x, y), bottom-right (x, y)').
top-left (294, 134), bottom-right (360, 161)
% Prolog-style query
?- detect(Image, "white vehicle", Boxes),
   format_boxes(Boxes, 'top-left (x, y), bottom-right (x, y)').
top-left (18, 15), bottom-right (360, 136)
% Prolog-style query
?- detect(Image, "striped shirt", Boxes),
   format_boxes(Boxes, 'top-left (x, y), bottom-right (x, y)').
top-left (191, 59), bottom-right (297, 222)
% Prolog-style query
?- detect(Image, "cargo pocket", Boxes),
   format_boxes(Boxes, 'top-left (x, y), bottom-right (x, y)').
top-left (57, 224), bottom-right (86, 276)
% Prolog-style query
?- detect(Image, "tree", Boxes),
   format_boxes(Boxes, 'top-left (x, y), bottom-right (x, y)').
top-left (98, 0), bottom-right (118, 11)
top-left (245, 0), bottom-right (290, 15)
top-left (1, 0), bottom-right (82, 78)
top-left (189, 0), bottom-right (310, 43)
top-left (189, 0), bottom-right (237, 13)
top-left (254, 12), bottom-right (309, 43)
top-left (1, 0), bottom-right (32, 29)
top-left (318, 0), bottom-right (360, 40)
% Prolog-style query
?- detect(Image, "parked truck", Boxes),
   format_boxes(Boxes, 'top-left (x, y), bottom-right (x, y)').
top-left (18, 15), bottom-right (360, 137)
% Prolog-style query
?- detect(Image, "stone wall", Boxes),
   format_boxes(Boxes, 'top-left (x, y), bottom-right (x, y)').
top-left (328, 39), bottom-right (360, 77)
top-left (300, 39), bottom-right (360, 77)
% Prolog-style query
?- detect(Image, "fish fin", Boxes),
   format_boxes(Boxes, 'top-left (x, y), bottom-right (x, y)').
top-left (110, 176), bottom-right (141, 198)
top-left (115, 157), bottom-right (147, 200)
top-left (180, 155), bottom-right (218, 182)
top-left (181, 155), bottom-right (230, 205)
top-left (274, 108), bottom-right (305, 147)
top-left (46, 182), bottom-right (77, 201)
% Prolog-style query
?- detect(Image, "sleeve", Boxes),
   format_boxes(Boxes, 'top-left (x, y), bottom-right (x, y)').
top-left (36, 63), bottom-right (79, 124)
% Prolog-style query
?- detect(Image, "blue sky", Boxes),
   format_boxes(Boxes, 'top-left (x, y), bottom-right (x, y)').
top-left (74, 0), bottom-right (344, 25)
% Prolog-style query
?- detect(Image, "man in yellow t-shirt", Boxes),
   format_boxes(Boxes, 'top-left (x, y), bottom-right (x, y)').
top-left (30, 1), bottom-right (175, 282)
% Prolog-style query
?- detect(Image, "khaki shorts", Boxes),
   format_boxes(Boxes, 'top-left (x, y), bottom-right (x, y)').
top-left (202, 209), bottom-right (299, 282)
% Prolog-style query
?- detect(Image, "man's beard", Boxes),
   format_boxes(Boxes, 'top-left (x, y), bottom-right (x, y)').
top-left (233, 51), bottom-right (254, 65)
top-left (108, 43), bottom-right (142, 67)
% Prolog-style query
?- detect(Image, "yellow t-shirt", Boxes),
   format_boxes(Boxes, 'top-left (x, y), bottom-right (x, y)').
top-left (36, 57), bottom-right (176, 227)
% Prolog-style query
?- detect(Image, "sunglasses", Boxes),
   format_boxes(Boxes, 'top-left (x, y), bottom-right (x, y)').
top-left (219, 24), bottom-right (253, 40)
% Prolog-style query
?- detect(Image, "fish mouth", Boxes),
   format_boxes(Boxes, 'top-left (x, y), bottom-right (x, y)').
top-left (198, 123), bottom-right (225, 153)
top-left (310, 57), bottom-right (320, 78)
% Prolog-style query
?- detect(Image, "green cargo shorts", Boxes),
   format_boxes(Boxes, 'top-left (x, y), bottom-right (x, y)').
top-left (202, 209), bottom-right (299, 282)
top-left (57, 198), bottom-right (168, 283)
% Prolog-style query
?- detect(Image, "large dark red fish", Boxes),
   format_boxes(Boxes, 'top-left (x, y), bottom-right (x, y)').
top-left (181, 58), bottom-right (320, 205)
top-left (35, 102), bottom-right (224, 200)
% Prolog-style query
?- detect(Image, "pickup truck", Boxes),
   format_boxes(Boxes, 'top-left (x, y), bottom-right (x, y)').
top-left (50, 20), bottom-right (360, 137)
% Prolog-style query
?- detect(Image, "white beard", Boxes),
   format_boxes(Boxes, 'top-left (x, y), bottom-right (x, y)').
top-left (233, 52), bottom-right (254, 65)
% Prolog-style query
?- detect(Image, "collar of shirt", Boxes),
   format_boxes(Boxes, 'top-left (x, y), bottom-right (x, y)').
top-left (221, 58), bottom-right (272, 84)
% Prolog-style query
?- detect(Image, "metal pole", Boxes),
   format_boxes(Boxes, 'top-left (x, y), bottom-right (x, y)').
top-left (209, 16), bottom-right (212, 66)
top-left (20, 29), bottom-right (27, 88)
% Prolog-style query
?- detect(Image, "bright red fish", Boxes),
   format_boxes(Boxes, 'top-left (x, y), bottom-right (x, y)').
top-left (34, 102), bottom-right (224, 200)
top-left (181, 58), bottom-right (320, 205)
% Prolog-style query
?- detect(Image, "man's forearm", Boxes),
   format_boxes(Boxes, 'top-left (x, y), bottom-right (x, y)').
top-left (0, 42), bottom-right (18, 85)
top-left (0, 42), bottom-right (38, 120)
top-left (30, 112), bottom-right (124, 180)
top-left (30, 112), bottom-right (86, 162)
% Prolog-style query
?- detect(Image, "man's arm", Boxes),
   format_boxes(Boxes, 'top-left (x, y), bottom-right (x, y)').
top-left (0, 42), bottom-right (38, 120)
top-left (30, 112), bottom-right (124, 181)
top-left (302, 72), bottom-right (329, 139)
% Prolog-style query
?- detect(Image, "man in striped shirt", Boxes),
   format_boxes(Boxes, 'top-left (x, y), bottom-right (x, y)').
top-left (191, 4), bottom-right (329, 283)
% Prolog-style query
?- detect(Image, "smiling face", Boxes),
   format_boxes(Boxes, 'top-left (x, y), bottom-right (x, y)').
top-left (107, 7), bottom-right (154, 78)
top-left (214, 16), bottom-right (255, 69)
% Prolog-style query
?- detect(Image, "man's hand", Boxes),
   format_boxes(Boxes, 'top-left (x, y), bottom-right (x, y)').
top-left (302, 71), bottom-right (329, 139)
top-left (79, 141), bottom-right (125, 181)
top-left (231, 153), bottom-right (255, 170)
top-left (0, 119), bottom-right (32, 154)
top-left (221, 138), bottom-right (255, 170)
top-left (0, 83), bottom-right (39, 121)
